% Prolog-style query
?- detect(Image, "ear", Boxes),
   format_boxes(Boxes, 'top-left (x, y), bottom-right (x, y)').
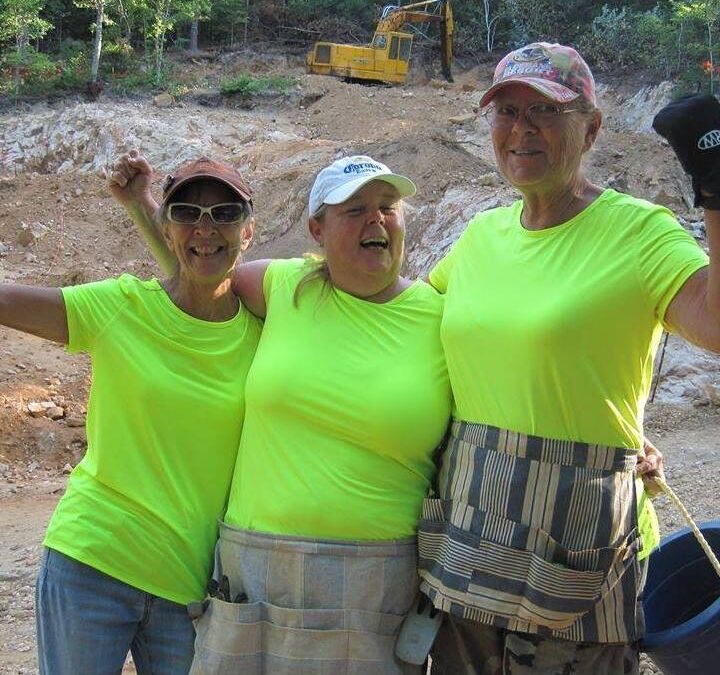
top-left (308, 216), bottom-right (324, 246)
top-left (239, 217), bottom-right (255, 252)
top-left (583, 110), bottom-right (603, 152)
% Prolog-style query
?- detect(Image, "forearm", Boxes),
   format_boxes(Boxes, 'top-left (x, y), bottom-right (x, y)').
top-left (125, 198), bottom-right (178, 276)
top-left (0, 285), bottom-right (68, 344)
top-left (704, 208), bottom-right (720, 318)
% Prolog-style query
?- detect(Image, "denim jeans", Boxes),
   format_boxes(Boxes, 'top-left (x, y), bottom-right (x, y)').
top-left (36, 548), bottom-right (195, 675)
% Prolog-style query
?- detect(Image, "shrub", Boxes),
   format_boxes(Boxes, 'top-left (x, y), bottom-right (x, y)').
top-left (102, 40), bottom-right (135, 75)
top-left (220, 73), bottom-right (297, 97)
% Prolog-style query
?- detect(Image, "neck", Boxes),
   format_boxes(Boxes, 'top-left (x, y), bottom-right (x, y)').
top-left (161, 275), bottom-right (239, 321)
top-left (519, 178), bottom-right (602, 231)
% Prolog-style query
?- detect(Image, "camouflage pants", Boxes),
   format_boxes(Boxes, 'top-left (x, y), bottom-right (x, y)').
top-left (429, 615), bottom-right (640, 675)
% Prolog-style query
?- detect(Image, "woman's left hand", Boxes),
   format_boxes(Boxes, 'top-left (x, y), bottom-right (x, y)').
top-left (637, 437), bottom-right (665, 497)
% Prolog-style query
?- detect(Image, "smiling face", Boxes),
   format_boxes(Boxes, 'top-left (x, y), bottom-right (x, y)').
top-left (489, 84), bottom-right (601, 195)
top-left (309, 180), bottom-right (405, 301)
top-left (163, 179), bottom-right (253, 287)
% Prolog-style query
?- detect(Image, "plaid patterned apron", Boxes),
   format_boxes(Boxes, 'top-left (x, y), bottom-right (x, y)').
top-left (190, 522), bottom-right (422, 675)
top-left (418, 421), bottom-right (645, 644)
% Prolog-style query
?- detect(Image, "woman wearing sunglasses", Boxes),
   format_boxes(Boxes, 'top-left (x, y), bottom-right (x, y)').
top-left (0, 157), bottom-right (262, 675)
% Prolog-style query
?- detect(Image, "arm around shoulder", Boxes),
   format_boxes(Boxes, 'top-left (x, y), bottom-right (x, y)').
top-left (231, 259), bottom-right (273, 319)
top-left (0, 285), bottom-right (68, 344)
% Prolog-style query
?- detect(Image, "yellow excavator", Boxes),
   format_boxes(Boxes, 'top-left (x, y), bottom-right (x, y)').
top-left (306, 0), bottom-right (454, 85)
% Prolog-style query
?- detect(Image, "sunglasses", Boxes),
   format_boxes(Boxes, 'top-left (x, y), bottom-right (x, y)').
top-left (167, 202), bottom-right (250, 225)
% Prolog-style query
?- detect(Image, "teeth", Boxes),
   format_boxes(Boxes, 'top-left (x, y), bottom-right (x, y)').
top-left (191, 246), bottom-right (222, 257)
top-left (360, 238), bottom-right (388, 249)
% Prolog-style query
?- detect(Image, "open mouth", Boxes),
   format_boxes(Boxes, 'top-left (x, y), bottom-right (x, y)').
top-left (511, 149), bottom-right (542, 156)
top-left (190, 245), bottom-right (225, 257)
top-left (360, 237), bottom-right (389, 250)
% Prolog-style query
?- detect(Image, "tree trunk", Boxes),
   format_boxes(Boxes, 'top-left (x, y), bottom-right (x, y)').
top-left (244, 0), bottom-right (250, 46)
top-left (155, 32), bottom-right (164, 85)
top-left (190, 18), bottom-right (199, 52)
top-left (708, 18), bottom-right (715, 94)
top-left (14, 23), bottom-right (30, 94)
top-left (90, 0), bottom-right (105, 83)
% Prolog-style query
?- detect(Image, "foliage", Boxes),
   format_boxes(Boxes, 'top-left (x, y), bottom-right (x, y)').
top-left (101, 37), bottom-right (133, 72)
top-left (220, 72), bottom-right (297, 97)
top-left (7, 1), bottom-right (720, 99)
top-left (579, 5), bottom-right (674, 75)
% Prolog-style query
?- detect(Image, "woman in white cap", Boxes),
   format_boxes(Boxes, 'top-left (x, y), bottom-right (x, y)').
top-left (417, 42), bottom-right (720, 674)
top-left (110, 153), bottom-right (452, 674)
top-left (1, 157), bottom-right (261, 675)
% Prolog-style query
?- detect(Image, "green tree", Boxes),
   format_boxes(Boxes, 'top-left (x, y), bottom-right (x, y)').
top-left (674, 1), bottom-right (720, 91)
top-left (0, 0), bottom-right (53, 92)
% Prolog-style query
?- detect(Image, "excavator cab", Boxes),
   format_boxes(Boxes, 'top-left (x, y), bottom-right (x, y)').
top-left (306, 0), bottom-right (452, 85)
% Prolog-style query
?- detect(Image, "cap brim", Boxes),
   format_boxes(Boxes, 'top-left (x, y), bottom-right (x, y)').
top-left (163, 173), bottom-right (253, 208)
top-left (479, 77), bottom-right (580, 108)
top-left (323, 174), bottom-right (417, 206)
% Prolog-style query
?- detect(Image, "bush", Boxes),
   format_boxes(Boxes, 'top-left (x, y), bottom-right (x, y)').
top-left (102, 40), bottom-right (135, 75)
top-left (580, 5), bottom-right (674, 76)
top-left (0, 49), bottom-right (61, 95)
top-left (220, 73), bottom-right (297, 97)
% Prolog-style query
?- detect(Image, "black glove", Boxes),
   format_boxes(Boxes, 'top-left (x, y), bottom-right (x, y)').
top-left (652, 94), bottom-right (720, 208)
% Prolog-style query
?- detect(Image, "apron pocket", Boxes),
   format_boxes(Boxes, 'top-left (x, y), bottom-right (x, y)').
top-left (419, 498), bottom-right (639, 630)
top-left (191, 596), bottom-right (414, 675)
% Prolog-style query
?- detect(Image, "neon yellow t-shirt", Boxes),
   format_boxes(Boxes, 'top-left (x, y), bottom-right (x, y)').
top-left (224, 258), bottom-right (451, 540)
top-left (430, 189), bottom-right (709, 556)
top-left (44, 275), bottom-right (262, 604)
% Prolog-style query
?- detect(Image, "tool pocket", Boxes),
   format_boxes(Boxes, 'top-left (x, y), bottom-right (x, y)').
top-left (190, 596), bottom-right (419, 675)
top-left (419, 498), bottom-right (640, 630)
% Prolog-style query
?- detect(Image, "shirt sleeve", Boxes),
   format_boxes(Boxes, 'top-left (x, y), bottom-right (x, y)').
top-left (60, 276), bottom-right (128, 354)
top-left (635, 207), bottom-right (709, 327)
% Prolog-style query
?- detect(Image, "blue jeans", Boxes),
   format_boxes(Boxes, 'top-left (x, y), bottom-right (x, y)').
top-left (36, 548), bottom-right (195, 675)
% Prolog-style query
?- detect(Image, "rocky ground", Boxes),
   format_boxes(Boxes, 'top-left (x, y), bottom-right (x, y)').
top-left (1, 48), bottom-right (719, 673)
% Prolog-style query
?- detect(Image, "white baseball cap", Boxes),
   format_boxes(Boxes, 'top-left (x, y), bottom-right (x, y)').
top-left (308, 155), bottom-right (416, 217)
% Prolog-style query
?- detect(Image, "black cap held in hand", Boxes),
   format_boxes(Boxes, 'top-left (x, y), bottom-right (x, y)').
top-left (652, 94), bottom-right (720, 207)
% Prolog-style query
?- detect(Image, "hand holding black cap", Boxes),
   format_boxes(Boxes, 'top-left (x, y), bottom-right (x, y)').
top-left (653, 94), bottom-right (720, 209)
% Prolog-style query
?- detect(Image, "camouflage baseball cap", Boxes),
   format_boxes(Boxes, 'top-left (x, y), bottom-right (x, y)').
top-left (479, 42), bottom-right (596, 108)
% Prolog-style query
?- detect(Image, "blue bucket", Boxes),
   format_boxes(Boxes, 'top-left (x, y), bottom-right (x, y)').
top-left (641, 520), bottom-right (720, 675)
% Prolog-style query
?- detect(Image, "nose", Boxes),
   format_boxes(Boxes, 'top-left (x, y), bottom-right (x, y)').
top-left (193, 215), bottom-right (217, 236)
top-left (368, 206), bottom-right (385, 224)
top-left (510, 109), bottom-right (538, 133)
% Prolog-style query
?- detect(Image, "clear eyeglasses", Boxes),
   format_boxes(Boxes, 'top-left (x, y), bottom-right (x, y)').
top-left (167, 202), bottom-right (250, 225)
top-left (482, 102), bottom-right (581, 129)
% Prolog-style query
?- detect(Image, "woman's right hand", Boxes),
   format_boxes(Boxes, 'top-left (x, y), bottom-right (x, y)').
top-left (104, 150), bottom-right (155, 210)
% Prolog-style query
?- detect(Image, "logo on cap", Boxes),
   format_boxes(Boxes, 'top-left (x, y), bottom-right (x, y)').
top-left (698, 130), bottom-right (720, 150)
top-left (513, 46), bottom-right (547, 63)
top-left (343, 161), bottom-right (384, 175)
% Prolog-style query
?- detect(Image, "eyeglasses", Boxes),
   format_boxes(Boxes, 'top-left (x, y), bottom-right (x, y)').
top-left (167, 202), bottom-right (250, 225)
top-left (482, 102), bottom-right (581, 129)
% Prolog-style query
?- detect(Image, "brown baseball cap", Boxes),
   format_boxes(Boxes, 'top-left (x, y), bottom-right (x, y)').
top-left (161, 157), bottom-right (253, 209)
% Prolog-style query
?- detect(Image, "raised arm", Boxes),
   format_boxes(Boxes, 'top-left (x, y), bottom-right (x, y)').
top-left (665, 209), bottom-right (720, 351)
top-left (106, 150), bottom-right (178, 276)
top-left (653, 95), bottom-right (720, 352)
top-left (0, 285), bottom-right (68, 344)
top-left (231, 259), bottom-right (272, 319)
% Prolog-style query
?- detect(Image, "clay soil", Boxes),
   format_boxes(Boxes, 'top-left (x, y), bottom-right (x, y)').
top-left (1, 52), bottom-right (719, 674)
